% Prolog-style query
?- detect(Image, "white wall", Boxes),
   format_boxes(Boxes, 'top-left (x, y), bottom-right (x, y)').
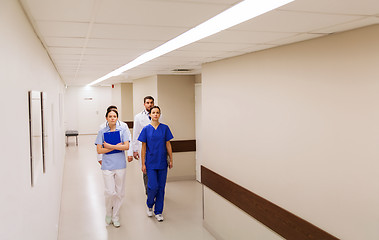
top-left (195, 83), bottom-right (202, 181)
top-left (121, 83), bottom-right (134, 121)
top-left (64, 86), bottom-right (112, 134)
top-left (157, 75), bottom-right (195, 140)
top-left (131, 75), bottom-right (196, 180)
top-left (157, 75), bottom-right (196, 181)
top-left (0, 0), bottom-right (65, 239)
top-left (132, 75), bottom-right (158, 116)
top-left (111, 84), bottom-right (122, 120)
top-left (202, 24), bottom-right (379, 240)
top-left (204, 187), bottom-right (284, 240)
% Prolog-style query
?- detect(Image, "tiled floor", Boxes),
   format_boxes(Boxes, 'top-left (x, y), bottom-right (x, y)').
top-left (58, 135), bottom-right (215, 240)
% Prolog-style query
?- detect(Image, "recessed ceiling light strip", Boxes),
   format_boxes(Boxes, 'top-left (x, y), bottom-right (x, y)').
top-left (88, 0), bottom-right (294, 86)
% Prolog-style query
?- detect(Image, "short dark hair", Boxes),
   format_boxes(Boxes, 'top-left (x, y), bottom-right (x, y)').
top-left (105, 109), bottom-right (118, 118)
top-left (144, 96), bottom-right (154, 103)
top-left (107, 105), bottom-right (118, 112)
top-left (148, 105), bottom-right (161, 114)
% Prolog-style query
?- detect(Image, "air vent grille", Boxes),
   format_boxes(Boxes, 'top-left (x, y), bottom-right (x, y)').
top-left (171, 69), bottom-right (193, 73)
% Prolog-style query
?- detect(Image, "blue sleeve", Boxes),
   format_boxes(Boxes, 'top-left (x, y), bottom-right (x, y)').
top-left (138, 127), bottom-right (147, 143)
top-left (165, 126), bottom-right (173, 141)
top-left (95, 130), bottom-right (103, 145)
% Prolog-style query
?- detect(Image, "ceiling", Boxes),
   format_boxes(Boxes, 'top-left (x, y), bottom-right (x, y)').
top-left (19, 0), bottom-right (379, 86)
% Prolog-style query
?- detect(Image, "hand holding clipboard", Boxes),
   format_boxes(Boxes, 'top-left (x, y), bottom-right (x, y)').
top-left (103, 131), bottom-right (122, 154)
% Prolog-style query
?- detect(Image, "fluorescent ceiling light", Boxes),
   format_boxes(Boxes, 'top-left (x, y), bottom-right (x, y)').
top-left (88, 0), bottom-right (294, 86)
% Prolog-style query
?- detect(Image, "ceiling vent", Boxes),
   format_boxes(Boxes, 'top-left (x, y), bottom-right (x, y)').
top-left (171, 68), bottom-right (193, 73)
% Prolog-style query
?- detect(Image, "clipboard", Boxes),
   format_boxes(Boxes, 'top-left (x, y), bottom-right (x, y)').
top-left (103, 130), bottom-right (122, 154)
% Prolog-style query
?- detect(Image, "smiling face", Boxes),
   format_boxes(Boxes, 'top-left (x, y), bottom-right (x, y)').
top-left (150, 107), bottom-right (161, 121)
top-left (106, 110), bottom-right (118, 126)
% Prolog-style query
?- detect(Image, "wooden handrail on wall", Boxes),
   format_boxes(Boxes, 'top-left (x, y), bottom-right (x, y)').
top-left (170, 140), bottom-right (196, 152)
top-left (201, 166), bottom-right (339, 240)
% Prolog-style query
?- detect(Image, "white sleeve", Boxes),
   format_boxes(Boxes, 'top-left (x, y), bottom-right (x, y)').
top-left (99, 122), bottom-right (106, 130)
top-left (97, 122), bottom-right (107, 161)
top-left (118, 121), bottom-right (133, 156)
top-left (133, 114), bottom-right (141, 153)
top-left (123, 122), bottom-right (133, 156)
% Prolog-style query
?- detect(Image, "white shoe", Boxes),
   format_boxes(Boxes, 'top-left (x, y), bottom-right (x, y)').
top-left (155, 214), bottom-right (164, 222)
top-left (147, 207), bottom-right (153, 217)
top-left (105, 216), bottom-right (112, 225)
top-left (113, 220), bottom-right (121, 228)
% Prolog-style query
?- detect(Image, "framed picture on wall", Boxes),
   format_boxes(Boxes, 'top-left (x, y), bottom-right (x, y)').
top-left (41, 92), bottom-right (47, 173)
top-left (28, 91), bottom-right (44, 186)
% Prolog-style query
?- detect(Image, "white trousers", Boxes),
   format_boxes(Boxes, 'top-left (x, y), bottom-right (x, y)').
top-left (102, 168), bottom-right (126, 222)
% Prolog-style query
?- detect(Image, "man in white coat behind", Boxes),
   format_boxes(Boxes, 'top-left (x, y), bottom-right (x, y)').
top-left (133, 96), bottom-right (155, 194)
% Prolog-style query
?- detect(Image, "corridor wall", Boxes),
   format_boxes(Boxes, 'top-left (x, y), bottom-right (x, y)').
top-left (133, 75), bottom-right (158, 116)
top-left (111, 83), bottom-right (122, 120)
top-left (132, 75), bottom-right (196, 181)
top-left (0, 0), bottom-right (65, 239)
top-left (64, 86), bottom-right (112, 134)
top-left (157, 75), bottom-right (196, 180)
top-left (121, 83), bottom-right (134, 122)
top-left (201, 24), bottom-right (379, 240)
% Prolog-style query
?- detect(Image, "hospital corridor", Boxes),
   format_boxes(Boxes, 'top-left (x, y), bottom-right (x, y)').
top-left (59, 135), bottom-right (214, 240)
top-left (2, 0), bottom-right (379, 239)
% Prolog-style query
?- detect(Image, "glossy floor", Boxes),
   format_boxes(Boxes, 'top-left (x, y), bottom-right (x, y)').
top-left (58, 135), bottom-right (214, 240)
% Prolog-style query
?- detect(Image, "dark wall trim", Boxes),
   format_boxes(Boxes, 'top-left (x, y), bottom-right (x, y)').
top-left (201, 166), bottom-right (339, 240)
top-left (171, 140), bottom-right (196, 152)
top-left (124, 121), bottom-right (133, 129)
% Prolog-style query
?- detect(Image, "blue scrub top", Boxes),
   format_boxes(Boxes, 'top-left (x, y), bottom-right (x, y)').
top-left (95, 125), bottom-right (129, 170)
top-left (138, 123), bottom-right (173, 169)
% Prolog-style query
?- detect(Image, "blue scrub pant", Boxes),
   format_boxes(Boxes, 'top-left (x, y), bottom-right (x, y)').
top-left (146, 168), bottom-right (168, 215)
